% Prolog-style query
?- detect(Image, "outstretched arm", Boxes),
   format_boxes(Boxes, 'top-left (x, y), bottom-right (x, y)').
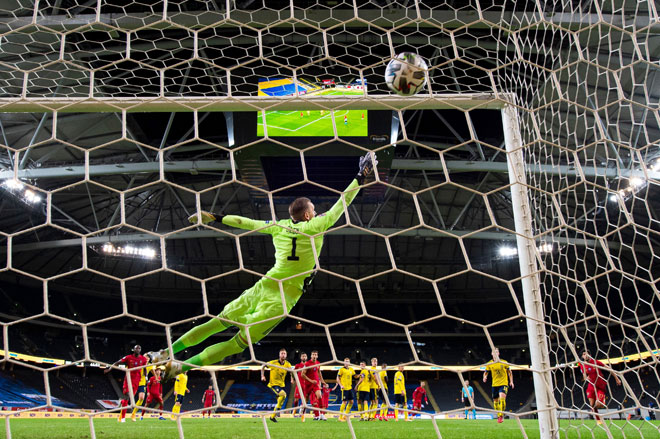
top-left (306, 152), bottom-right (377, 233)
top-left (189, 211), bottom-right (275, 235)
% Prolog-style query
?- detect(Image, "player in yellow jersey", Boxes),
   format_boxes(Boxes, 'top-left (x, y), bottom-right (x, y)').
top-left (369, 357), bottom-right (379, 419)
top-left (130, 363), bottom-right (154, 421)
top-left (261, 348), bottom-right (293, 423)
top-left (354, 361), bottom-right (372, 420)
top-left (170, 371), bottom-right (189, 420)
top-left (483, 348), bottom-right (514, 424)
top-left (377, 363), bottom-right (389, 420)
top-left (393, 364), bottom-right (411, 421)
top-left (334, 357), bottom-right (355, 421)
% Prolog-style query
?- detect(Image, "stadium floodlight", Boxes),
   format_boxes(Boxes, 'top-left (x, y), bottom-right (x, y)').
top-left (101, 243), bottom-right (157, 259)
top-left (23, 189), bottom-right (41, 204)
top-left (499, 243), bottom-right (553, 258)
top-left (2, 179), bottom-right (42, 205)
top-left (3, 179), bottom-right (24, 190)
top-left (498, 246), bottom-right (518, 257)
top-left (629, 177), bottom-right (645, 188)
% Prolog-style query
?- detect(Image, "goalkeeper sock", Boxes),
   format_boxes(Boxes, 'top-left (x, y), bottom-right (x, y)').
top-left (472, 409), bottom-right (476, 419)
top-left (182, 335), bottom-right (246, 370)
top-left (172, 316), bottom-right (231, 354)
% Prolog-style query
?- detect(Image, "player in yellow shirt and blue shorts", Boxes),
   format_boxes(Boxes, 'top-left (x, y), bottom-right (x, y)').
top-left (377, 363), bottom-right (389, 420)
top-left (393, 364), bottom-right (410, 421)
top-left (261, 348), bottom-right (293, 423)
top-left (354, 361), bottom-right (373, 421)
top-left (483, 348), bottom-right (514, 424)
top-left (170, 371), bottom-right (189, 420)
top-left (149, 154), bottom-right (377, 378)
top-left (369, 357), bottom-right (380, 419)
top-left (335, 357), bottom-right (355, 421)
top-left (130, 364), bottom-right (154, 421)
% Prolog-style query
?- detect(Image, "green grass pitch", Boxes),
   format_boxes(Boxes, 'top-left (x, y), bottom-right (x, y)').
top-left (257, 89), bottom-right (368, 137)
top-left (3, 418), bottom-right (658, 439)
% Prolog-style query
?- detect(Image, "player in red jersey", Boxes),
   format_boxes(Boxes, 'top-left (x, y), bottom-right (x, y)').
top-left (301, 350), bottom-right (327, 421)
top-left (412, 382), bottom-right (428, 412)
top-left (579, 349), bottom-right (621, 424)
top-left (105, 345), bottom-right (149, 422)
top-left (293, 352), bottom-right (308, 417)
top-left (141, 367), bottom-right (165, 420)
top-left (202, 385), bottom-right (216, 418)
top-left (321, 383), bottom-right (330, 412)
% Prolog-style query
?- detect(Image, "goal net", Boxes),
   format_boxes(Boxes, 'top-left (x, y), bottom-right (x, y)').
top-left (0, 1), bottom-right (658, 439)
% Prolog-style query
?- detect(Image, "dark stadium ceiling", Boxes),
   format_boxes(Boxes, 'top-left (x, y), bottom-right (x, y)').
top-left (0, 0), bottom-right (658, 308)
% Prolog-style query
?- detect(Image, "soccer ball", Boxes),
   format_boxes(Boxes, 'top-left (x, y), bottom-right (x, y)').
top-left (384, 52), bottom-right (428, 96)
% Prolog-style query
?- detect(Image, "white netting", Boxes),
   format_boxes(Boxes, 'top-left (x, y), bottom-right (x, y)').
top-left (0, 1), bottom-right (658, 439)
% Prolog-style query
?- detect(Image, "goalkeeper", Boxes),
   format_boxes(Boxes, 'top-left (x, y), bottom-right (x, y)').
top-left (151, 153), bottom-right (377, 378)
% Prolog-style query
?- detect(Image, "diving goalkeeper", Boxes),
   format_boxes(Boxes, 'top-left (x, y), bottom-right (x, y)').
top-left (150, 153), bottom-right (377, 378)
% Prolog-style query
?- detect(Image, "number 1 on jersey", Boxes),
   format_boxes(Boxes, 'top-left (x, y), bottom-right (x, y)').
top-left (287, 237), bottom-right (300, 261)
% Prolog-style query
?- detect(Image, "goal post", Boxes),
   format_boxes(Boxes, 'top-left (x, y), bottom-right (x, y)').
top-left (502, 103), bottom-right (558, 439)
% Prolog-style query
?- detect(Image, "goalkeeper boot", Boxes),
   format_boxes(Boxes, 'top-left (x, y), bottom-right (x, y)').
top-left (187, 211), bottom-right (217, 225)
top-left (164, 360), bottom-right (182, 381)
top-left (146, 348), bottom-right (170, 364)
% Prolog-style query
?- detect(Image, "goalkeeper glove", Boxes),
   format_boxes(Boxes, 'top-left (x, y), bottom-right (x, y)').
top-left (188, 211), bottom-right (222, 225)
top-left (357, 152), bottom-right (378, 184)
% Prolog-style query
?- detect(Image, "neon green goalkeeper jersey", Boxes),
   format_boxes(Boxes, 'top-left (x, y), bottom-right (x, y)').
top-left (221, 179), bottom-right (361, 290)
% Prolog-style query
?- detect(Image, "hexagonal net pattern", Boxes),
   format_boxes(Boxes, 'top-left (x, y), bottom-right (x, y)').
top-left (0, 2), bottom-right (658, 439)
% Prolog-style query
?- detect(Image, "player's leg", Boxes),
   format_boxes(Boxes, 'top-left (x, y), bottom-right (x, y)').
top-left (131, 388), bottom-right (145, 420)
top-left (595, 388), bottom-right (607, 410)
top-left (363, 393), bottom-right (371, 420)
top-left (119, 382), bottom-right (130, 422)
top-left (314, 389), bottom-right (323, 419)
top-left (141, 395), bottom-right (151, 419)
top-left (179, 283), bottom-right (290, 371)
top-left (380, 391), bottom-right (388, 420)
top-left (270, 387), bottom-right (286, 422)
top-left (499, 391), bottom-right (507, 420)
top-left (171, 395), bottom-right (183, 420)
top-left (356, 395), bottom-right (364, 420)
top-left (345, 397), bottom-right (354, 421)
top-left (339, 390), bottom-right (347, 421)
top-left (157, 397), bottom-right (165, 420)
top-left (369, 390), bottom-right (377, 419)
top-left (119, 398), bottom-right (129, 422)
top-left (171, 286), bottom-right (258, 358)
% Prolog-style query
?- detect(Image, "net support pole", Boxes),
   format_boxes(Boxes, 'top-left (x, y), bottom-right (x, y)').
top-left (501, 103), bottom-right (558, 439)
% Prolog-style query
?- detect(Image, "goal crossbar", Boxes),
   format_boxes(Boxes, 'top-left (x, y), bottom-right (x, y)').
top-left (0, 93), bottom-right (506, 113)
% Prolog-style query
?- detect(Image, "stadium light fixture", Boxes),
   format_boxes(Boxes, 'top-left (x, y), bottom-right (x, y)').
top-left (499, 243), bottom-right (554, 258)
top-left (2, 179), bottom-right (42, 204)
top-left (498, 246), bottom-right (518, 257)
top-left (102, 243), bottom-right (157, 259)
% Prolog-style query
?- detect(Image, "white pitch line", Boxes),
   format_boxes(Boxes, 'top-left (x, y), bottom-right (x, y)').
top-left (264, 110), bottom-right (350, 133)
